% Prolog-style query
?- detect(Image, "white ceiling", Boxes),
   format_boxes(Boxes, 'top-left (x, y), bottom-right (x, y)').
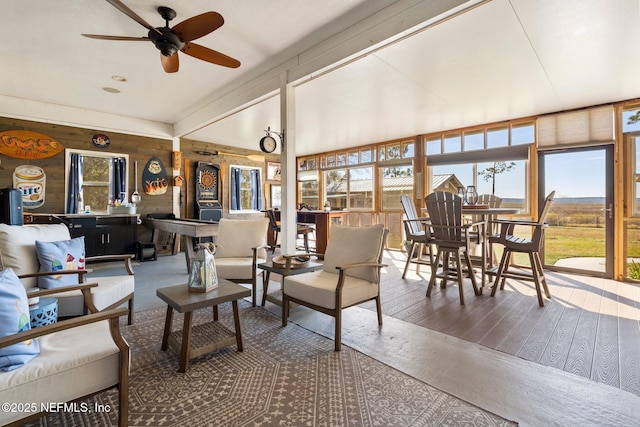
top-left (3, 0), bottom-right (640, 157)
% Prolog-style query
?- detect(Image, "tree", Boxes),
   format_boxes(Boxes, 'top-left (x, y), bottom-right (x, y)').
top-left (477, 161), bottom-right (515, 195)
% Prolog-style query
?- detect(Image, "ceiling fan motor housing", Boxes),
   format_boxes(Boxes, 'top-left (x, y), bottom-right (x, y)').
top-left (149, 27), bottom-right (184, 56)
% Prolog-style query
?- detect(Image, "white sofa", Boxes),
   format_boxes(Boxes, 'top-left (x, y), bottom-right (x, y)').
top-left (0, 223), bottom-right (135, 324)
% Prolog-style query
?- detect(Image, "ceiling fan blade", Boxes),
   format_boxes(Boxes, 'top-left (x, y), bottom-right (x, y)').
top-left (172, 12), bottom-right (224, 42)
top-left (161, 53), bottom-right (179, 73)
top-left (106, 0), bottom-right (161, 35)
top-left (181, 42), bottom-right (240, 68)
top-left (82, 34), bottom-right (149, 41)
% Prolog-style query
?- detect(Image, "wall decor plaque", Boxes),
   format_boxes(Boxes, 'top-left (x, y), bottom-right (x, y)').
top-left (143, 156), bottom-right (168, 195)
top-left (92, 134), bottom-right (110, 148)
top-left (0, 130), bottom-right (64, 159)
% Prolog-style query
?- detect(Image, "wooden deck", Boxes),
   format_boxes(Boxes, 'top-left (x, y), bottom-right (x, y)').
top-left (360, 250), bottom-right (640, 397)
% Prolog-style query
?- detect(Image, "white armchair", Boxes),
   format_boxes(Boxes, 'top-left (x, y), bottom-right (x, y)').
top-left (213, 218), bottom-right (269, 307)
top-left (282, 224), bottom-right (388, 351)
top-left (0, 223), bottom-right (135, 324)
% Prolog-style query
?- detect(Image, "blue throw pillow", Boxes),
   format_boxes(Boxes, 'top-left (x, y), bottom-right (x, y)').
top-left (0, 268), bottom-right (40, 371)
top-left (35, 237), bottom-right (86, 289)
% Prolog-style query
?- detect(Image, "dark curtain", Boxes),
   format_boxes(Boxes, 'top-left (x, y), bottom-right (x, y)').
top-left (66, 153), bottom-right (83, 214)
top-left (111, 157), bottom-right (127, 202)
top-left (231, 167), bottom-right (242, 210)
top-left (250, 169), bottom-right (262, 210)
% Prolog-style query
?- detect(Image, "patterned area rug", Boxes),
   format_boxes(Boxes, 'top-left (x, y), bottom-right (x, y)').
top-left (27, 301), bottom-right (516, 426)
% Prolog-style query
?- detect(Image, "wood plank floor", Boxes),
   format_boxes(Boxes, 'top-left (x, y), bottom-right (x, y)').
top-left (360, 250), bottom-right (640, 397)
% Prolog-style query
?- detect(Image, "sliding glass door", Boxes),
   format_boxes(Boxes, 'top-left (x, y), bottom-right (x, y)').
top-left (539, 146), bottom-right (614, 277)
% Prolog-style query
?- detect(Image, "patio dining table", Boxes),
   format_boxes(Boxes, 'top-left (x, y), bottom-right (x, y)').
top-left (421, 205), bottom-right (520, 289)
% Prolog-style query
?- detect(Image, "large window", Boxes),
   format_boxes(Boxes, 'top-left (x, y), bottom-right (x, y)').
top-left (323, 166), bottom-right (374, 211)
top-left (380, 165), bottom-right (413, 210)
top-left (64, 149), bottom-right (128, 214)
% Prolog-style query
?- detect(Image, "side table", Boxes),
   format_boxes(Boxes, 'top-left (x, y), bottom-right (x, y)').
top-left (156, 279), bottom-right (250, 373)
top-left (258, 257), bottom-right (323, 307)
top-left (29, 297), bottom-right (58, 328)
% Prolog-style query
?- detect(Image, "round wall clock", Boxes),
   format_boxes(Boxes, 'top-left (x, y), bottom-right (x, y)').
top-left (259, 135), bottom-right (277, 153)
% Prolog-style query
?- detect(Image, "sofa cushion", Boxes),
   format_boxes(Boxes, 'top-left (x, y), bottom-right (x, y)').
top-left (215, 218), bottom-right (268, 259)
top-left (0, 224), bottom-right (71, 289)
top-left (323, 224), bottom-right (386, 283)
top-left (35, 237), bottom-right (86, 289)
top-left (0, 268), bottom-right (40, 372)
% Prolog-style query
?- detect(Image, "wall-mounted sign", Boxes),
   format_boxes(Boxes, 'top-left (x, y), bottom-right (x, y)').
top-left (13, 165), bottom-right (46, 208)
top-left (0, 130), bottom-right (64, 159)
top-left (92, 134), bottom-right (110, 148)
top-left (143, 156), bottom-right (168, 195)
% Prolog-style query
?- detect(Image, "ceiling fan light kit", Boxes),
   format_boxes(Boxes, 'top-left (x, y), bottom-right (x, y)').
top-left (82, 0), bottom-right (240, 73)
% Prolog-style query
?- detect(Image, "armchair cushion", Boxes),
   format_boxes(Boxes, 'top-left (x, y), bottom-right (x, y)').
top-left (35, 236), bottom-right (86, 289)
top-left (323, 224), bottom-right (386, 283)
top-left (284, 270), bottom-right (379, 310)
top-left (216, 258), bottom-right (266, 280)
top-left (215, 218), bottom-right (268, 259)
top-left (0, 268), bottom-right (40, 372)
top-left (0, 223), bottom-right (70, 288)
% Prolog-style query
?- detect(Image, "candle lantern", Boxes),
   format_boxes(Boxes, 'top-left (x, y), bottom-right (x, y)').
top-left (188, 243), bottom-right (218, 293)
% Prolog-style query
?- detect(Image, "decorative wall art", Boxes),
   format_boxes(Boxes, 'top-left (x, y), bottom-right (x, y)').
top-left (0, 130), bottom-right (64, 159)
top-left (92, 134), bottom-right (110, 148)
top-left (12, 165), bottom-right (46, 208)
top-left (142, 156), bottom-right (168, 195)
top-left (267, 161), bottom-right (281, 181)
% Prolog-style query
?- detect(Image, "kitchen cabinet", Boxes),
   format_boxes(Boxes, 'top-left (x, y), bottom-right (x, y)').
top-left (68, 214), bottom-right (138, 257)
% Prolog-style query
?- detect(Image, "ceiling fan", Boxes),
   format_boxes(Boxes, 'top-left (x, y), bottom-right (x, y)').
top-left (82, 0), bottom-right (240, 73)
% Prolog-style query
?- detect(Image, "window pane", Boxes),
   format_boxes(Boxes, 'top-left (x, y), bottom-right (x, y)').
top-left (348, 151), bottom-right (358, 165)
top-left (512, 122), bottom-right (535, 145)
top-left (324, 169), bottom-right (347, 209)
top-left (327, 154), bottom-right (336, 167)
top-left (403, 142), bottom-right (414, 158)
top-left (83, 186), bottom-right (109, 212)
top-left (360, 149), bottom-right (373, 163)
top-left (476, 160), bottom-right (526, 209)
top-left (300, 181), bottom-right (319, 209)
top-left (634, 138), bottom-right (640, 216)
top-left (337, 153), bottom-right (346, 166)
top-left (487, 127), bottom-right (508, 148)
top-left (381, 165), bottom-right (413, 210)
top-left (349, 167), bottom-right (374, 210)
top-left (379, 147), bottom-right (386, 162)
top-left (83, 157), bottom-right (110, 182)
top-left (425, 137), bottom-right (442, 155)
top-left (387, 144), bottom-right (401, 160)
top-left (444, 134), bottom-right (461, 153)
top-left (623, 108), bottom-right (640, 133)
top-left (431, 164), bottom-right (473, 193)
top-left (464, 131), bottom-right (484, 151)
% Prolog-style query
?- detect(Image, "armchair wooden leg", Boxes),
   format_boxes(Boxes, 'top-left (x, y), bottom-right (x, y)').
top-left (491, 250), bottom-right (510, 297)
top-left (375, 295), bottom-right (383, 325)
top-left (402, 241), bottom-right (417, 279)
top-left (464, 250), bottom-right (480, 296)
top-left (529, 253), bottom-right (545, 307)
top-left (127, 295), bottom-right (134, 325)
top-left (426, 249), bottom-right (442, 297)
top-left (335, 310), bottom-right (342, 351)
top-left (455, 251), bottom-right (465, 305)
top-left (282, 296), bottom-right (289, 326)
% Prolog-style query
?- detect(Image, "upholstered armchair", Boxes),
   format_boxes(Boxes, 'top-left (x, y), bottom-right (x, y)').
top-left (281, 224), bottom-right (388, 351)
top-left (0, 223), bottom-right (135, 324)
top-left (213, 218), bottom-right (269, 307)
top-left (0, 268), bottom-right (129, 427)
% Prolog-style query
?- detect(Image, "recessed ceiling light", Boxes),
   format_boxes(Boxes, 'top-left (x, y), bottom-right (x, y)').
top-left (111, 75), bottom-right (127, 82)
top-left (102, 87), bottom-right (121, 93)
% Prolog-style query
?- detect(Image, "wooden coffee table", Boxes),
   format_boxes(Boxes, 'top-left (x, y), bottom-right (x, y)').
top-left (156, 279), bottom-right (251, 372)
